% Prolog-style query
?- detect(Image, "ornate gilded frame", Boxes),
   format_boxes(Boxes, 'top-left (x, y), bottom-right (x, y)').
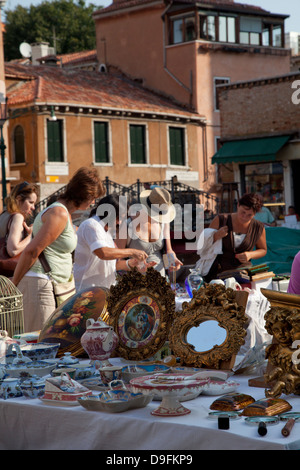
top-left (169, 284), bottom-right (248, 369)
top-left (106, 268), bottom-right (175, 361)
top-left (260, 288), bottom-right (300, 398)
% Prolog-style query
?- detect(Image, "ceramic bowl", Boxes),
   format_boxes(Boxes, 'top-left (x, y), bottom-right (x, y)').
top-left (71, 363), bottom-right (95, 380)
top-left (20, 375), bottom-right (46, 398)
top-left (19, 342), bottom-right (60, 361)
top-left (5, 360), bottom-right (56, 378)
top-left (121, 364), bottom-right (170, 383)
top-left (0, 377), bottom-right (22, 399)
top-left (77, 390), bottom-right (153, 413)
top-left (202, 379), bottom-right (240, 396)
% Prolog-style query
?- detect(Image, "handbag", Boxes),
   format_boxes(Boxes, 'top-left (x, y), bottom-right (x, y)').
top-left (38, 251), bottom-right (76, 307)
top-left (0, 214), bottom-right (21, 277)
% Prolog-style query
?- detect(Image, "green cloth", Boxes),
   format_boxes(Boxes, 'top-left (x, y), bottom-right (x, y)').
top-left (252, 226), bottom-right (300, 275)
top-left (212, 135), bottom-right (290, 164)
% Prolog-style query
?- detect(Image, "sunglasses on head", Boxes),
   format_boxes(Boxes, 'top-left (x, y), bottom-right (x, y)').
top-left (17, 181), bottom-right (30, 194)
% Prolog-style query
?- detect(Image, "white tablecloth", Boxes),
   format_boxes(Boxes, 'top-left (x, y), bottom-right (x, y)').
top-left (0, 359), bottom-right (299, 451)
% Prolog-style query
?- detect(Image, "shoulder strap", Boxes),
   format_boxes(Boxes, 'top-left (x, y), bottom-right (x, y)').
top-left (38, 251), bottom-right (51, 274)
top-left (6, 213), bottom-right (17, 236)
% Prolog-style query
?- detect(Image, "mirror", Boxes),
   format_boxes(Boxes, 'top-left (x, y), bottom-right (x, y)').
top-left (186, 321), bottom-right (227, 352)
top-left (169, 284), bottom-right (249, 369)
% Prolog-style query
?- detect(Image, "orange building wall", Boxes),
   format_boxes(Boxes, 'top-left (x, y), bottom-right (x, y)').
top-left (9, 111), bottom-right (200, 198)
top-left (94, 4), bottom-right (291, 192)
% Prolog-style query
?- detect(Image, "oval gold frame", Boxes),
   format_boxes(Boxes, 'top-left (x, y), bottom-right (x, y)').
top-left (169, 285), bottom-right (248, 369)
top-left (106, 268), bottom-right (175, 361)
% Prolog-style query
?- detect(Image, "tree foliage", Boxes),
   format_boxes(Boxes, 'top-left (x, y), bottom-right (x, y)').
top-left (3, 0), bottom-right (101, 61)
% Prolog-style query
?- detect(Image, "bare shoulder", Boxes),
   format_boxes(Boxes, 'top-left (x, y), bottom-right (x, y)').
top-left (209, 215), bottom-right (220, 229)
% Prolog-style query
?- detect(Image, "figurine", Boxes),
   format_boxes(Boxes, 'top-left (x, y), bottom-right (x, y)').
top-left (264, 306), bottom-right (300, 397)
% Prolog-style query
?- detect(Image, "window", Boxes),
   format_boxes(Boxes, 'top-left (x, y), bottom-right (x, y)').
top-left (47, 119), bottom-right (64, 162)
top-left (272, 24), bottom-right (282, 47)
top-left (94, 121), bottom-right (109, 163)
top-left (171, 16), bottom-right (196, 44)
top-left (219, 16), bottom-right (236, 43)
top-left (214, 77), bottom-right (230, 110)
top-left (13, 125), bottom-right (25, 164)
top-left (239, 17), bottom-right (262, 45)
top-left (169, 127), bottom-right (185, 166)
top-left (243, 162), bottom-right (284, 219)
top-left (262, 25), bottom-right (271, 46)
top-left (200, 14), bottom-right (216, 41)
top-left (130, 124), bottom-right (146, 164)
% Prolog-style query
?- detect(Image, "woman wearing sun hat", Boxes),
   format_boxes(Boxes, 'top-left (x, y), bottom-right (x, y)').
top-left (126, 186), bottom-right (182, 276)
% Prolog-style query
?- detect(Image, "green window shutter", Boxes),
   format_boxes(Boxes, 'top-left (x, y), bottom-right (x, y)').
top-left (47, 120), bottom-right (63, 162)
top-left (14, 125), bottom-right (25, 163)
top-left (169, 127), bottom-right (185, 165)
top-left (130, 125), bottom-right (146, 164)
top-left (94, 122), bottom-right (109, 163)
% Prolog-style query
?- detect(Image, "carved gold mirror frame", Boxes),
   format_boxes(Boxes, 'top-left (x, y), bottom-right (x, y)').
top-left (106, 268), bottom-right (175, 361)
top-left (169, 284), bottom-right (248, 369)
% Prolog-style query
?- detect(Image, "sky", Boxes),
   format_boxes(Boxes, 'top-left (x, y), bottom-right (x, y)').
top-left (3, 0), bottom-right (300, 33)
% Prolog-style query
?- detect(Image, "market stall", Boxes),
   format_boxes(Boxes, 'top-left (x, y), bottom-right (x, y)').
top-left (0, 358), bottom-right (299, 451)
top-left (1, 270), bottom-right (300, 451)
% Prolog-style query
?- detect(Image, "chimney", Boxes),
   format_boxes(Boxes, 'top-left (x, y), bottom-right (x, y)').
top-left (31, 42), bottom-right (55, 65)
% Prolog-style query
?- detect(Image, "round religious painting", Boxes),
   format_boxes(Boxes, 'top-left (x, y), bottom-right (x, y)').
top-left (118, 295), bottom-right (160, 349)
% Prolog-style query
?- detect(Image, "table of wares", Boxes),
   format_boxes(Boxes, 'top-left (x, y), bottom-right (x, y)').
top-left (0, 357), bottom-right (300, 451)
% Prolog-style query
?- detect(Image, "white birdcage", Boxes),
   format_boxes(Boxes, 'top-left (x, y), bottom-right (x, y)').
top-left (0, 276), bottom-right (24, 338)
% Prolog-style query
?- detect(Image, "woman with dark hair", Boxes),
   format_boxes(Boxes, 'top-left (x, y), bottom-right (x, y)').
top-left (198, 193), bottom-right (267, 281)
top-left (73, 194), bottom-right (149, 291)
top-left (0, 182), bottom-right (38, 266)
top-left (13, 167), bottom-right (105, 332)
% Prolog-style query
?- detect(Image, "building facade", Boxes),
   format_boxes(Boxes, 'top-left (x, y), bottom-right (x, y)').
top-left (93, 0), bottom-right (291, 193)
top-left (213, 72), bottom-right (300, 221)
top-left (5, 62), bottom-right (203, 200)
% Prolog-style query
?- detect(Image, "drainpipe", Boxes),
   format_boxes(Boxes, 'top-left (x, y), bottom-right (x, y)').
top-left (161, 2), bottom-right (193, 106)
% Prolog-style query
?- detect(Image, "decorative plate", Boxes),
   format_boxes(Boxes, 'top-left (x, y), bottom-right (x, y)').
top-left (38, 286), bottom-right (109, 357)
top-left (121, 364), bottom-right (170, 383)
top-left (106, 268), bottom-right (175, 361)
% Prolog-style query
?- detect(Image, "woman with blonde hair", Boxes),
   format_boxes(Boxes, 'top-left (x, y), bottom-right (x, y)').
top-left (13, 167), bottom-right (104, 332)
top-left (0, 181), bottom-right (38, 276)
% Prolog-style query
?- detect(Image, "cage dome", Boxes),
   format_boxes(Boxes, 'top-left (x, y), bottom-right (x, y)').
top-left (0, 276), bottom-right (24, 338)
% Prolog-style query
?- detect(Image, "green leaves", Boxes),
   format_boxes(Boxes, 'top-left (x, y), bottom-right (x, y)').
top-left (4, 0), bottom-right (100, 61)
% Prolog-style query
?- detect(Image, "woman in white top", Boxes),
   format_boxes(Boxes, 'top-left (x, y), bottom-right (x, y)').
top-left (74, 194), bottom-right (149, 291)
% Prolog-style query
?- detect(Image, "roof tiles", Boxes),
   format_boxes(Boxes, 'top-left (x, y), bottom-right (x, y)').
top-left (5, 63), bottom-right (201, 120)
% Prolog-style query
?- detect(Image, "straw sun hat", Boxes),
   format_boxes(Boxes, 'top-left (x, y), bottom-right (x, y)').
top-left (139, 187), bottom-right (176, 223)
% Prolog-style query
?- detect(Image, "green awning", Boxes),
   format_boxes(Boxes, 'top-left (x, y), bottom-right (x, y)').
top-left (212, 135), bottom-right (291, 164)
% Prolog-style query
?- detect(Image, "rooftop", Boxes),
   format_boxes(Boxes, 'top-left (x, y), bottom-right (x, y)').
top-left (93, 0), bottom-right (288, 19)
top-left (5, 63), bottom-right (204, 122)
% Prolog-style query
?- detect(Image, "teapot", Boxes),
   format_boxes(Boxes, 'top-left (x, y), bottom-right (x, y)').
top-left (80, 318), bottom-right (119, 367)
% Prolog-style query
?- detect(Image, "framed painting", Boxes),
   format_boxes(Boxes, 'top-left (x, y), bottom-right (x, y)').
top-left (106, 268), bottom-right (175, 361)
